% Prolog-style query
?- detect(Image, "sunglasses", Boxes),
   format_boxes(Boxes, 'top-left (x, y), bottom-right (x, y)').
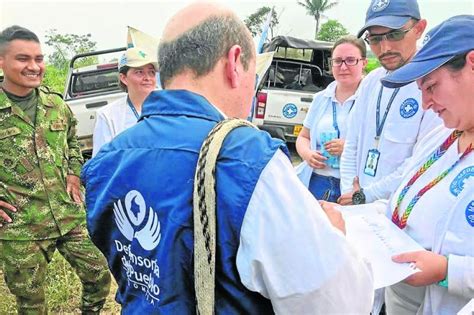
top-left (364, 22), bottom-right (417, 45)
top-left (329, 57), bottom-right (365, 67)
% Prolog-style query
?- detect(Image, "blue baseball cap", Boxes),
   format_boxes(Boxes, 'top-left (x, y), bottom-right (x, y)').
top-left (382, 15), bottom-right (474, 88)
top-left (357, 0), bottom-right (421, 38)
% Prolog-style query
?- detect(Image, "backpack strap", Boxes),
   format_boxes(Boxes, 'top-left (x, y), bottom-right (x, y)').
top-left (193, 118), bottom-right (256, 315)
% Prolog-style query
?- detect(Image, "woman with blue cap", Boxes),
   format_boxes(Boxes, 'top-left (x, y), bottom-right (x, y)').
top-left (379, 15), bottom-right (474, 314)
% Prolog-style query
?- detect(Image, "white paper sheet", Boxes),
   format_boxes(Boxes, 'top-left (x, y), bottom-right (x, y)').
top-left (457, 298), bottom-right (474, 315)
top-left (339, 204), bottom-right (425, 289)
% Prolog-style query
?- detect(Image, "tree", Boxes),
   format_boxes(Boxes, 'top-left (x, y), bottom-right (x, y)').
top-left (44, 29), bottom-right (97, 70)
top-left (317, 19), bottom-right (349, 41)
top-left (43, 64), bottom-right (68, 94)
top-left (244, 6), bottom-right (279, 39)
top-left (297, 0), bottom-right (338, 39)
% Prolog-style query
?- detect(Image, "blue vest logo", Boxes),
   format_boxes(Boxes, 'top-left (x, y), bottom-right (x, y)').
top-left (282, 103), bottom-right (298, 119)
top-left (465, 201), bottom-right (474, 227)
top-left (400, 98), bottom-right (419, 118)
top-left (450, 166), bottom-right (474, 196)
top-left (113, 190), bottom-right (162, 305)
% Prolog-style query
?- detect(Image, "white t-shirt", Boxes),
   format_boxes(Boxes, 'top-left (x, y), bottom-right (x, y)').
top-left (389, 133), bottom-right (474, 249)
top-left (340, 67), bottom-right (442, 202)
top-left (381, 125), bottom-right (474, 314)
top-left (92, 95), bottom-right (140, 156)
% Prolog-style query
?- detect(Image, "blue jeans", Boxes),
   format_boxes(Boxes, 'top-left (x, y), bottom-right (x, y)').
top-left (308, 173), bottom-right (341, 202)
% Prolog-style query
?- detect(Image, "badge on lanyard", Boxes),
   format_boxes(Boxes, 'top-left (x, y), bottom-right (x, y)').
top-left (365, 86), bottom-right (400, 177)
top-left (364, 148), bottom-right (380, 177)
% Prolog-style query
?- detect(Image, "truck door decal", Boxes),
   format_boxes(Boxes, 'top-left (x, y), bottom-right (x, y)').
top-left (282, 103), bottom-right (298, 119)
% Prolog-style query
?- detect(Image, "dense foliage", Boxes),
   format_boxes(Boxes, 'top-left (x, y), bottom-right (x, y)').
top-left (317, 19), bottom-right (349, 42)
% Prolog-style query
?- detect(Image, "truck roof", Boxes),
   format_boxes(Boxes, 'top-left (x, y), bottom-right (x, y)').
top-left (264, 36), bottom-right (334, 52)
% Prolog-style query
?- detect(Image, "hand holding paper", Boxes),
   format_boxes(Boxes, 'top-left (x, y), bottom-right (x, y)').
top-left (392, 250), bottom-right (448, 287)
top-left (337, 204), bottom-right (425, 289)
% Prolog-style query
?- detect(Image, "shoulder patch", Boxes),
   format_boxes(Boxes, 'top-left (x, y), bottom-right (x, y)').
top-left (400, 98), bottom-right (419, 118)
top-left (450, 166), bottom-right (474, 196)
top-left (0, 126), bottom-right (21, 139)
top-left (465, 201), bottom-right (474, 227)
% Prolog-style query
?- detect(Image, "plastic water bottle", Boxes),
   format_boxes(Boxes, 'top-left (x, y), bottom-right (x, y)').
top-left (320, 131), bottom-right (339, 169)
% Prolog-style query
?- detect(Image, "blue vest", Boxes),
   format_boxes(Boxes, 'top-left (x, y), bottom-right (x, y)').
top-left (82, 90), bottom-right (288, 314)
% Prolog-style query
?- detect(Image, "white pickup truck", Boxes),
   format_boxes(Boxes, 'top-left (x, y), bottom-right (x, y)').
top-left (252, 36), bottom-right (335, 142)
top-left (63, 47), bottom-right (127, 158)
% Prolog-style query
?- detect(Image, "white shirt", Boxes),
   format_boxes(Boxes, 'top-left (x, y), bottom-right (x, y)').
top-left (238, 149), bottom-right (374, 314)
top-left (340, 67), bottom-right (442, 202)
top-left (389, 134), bottom-right (474, 249)
top-left (302, 80), bottom-right (357, 178)
top-left (380, 125), bottom-right (474, 314)
top-left (92, 95), bottom-right (140, 157)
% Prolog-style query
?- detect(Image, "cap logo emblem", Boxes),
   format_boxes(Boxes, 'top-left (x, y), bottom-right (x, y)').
top-left (372, 0), bottom-right (390, 12)
top-left (138, 50), bottom-right (147, 58)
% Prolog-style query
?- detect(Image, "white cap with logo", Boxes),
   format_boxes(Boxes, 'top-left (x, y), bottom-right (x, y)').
top-left (118, 47), bottom-right (158, 70)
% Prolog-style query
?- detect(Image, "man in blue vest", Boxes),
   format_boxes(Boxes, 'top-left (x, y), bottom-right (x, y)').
top-left (82, 3), bottom-right (373, 313)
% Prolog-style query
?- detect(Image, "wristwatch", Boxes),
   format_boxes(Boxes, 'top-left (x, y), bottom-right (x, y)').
top-left (352, 188), bottom-right (366, 205)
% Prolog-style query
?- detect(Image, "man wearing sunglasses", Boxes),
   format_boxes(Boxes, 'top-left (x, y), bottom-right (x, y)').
top-left (339, 0), bottom-right (442, 207)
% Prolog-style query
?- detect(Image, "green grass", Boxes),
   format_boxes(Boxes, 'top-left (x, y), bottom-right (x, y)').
top-left (0, 251), bottom-right (120, 314)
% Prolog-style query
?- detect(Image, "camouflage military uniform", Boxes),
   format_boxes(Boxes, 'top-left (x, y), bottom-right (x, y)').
top-left (0, 87), bottom-right (111, 314)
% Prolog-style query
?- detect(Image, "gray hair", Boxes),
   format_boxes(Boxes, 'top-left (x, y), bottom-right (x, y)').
top-left (158, 14), bottom-right (253, 88)
top-left (0, 25), bottom-right (39, 55)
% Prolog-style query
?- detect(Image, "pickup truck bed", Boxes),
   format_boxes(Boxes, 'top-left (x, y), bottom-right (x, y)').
top-left (63, 48), bottom-right (126, 158)
top-left (252, 36), bottom-right (334, 142)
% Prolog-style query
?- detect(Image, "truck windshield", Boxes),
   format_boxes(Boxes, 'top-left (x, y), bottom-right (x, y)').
top-left (70, 68), bottom-right (121, 98)
top-left (264, 60), bottom-right (323, 93)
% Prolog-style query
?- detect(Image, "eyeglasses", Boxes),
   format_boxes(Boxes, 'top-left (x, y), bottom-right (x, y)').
top-left (364, 23), bottom-right (417, 45)
top-left (329, 57), bottom-right (364, 67)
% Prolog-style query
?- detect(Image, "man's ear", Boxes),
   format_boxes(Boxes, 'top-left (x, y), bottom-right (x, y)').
top-left (414, 19), bottom-right (427, 40)
top-left (467, 50), bottom-right (474, 72)
top-left (226, 45), bottom-right (242, 89)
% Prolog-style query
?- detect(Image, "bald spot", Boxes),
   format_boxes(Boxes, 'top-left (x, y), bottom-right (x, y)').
top-left (162, 2), bottom-right (235, 42)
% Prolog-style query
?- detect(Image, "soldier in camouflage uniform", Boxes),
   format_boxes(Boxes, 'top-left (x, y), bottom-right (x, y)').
top-left (0, 26), bottom-right (110, 314)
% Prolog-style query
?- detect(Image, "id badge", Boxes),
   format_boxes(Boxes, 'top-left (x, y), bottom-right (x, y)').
top-left (364, 149), bottom-right (380, 177)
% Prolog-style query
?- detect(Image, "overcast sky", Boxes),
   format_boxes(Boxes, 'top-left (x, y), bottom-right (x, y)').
top-left (1, 0), bottom-right (473, 58)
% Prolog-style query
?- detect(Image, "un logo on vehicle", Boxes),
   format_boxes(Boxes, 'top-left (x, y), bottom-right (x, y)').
top-left (282, 103), bottom-right (298, 119)
top-left (372, 0), bottom-right (390, 12)
top-left (400, 98), bottom-right (418, 118)
top-left (450, 166), bottom-right (474, 196)
top-left (113, 190), bottom-right (161, 250)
